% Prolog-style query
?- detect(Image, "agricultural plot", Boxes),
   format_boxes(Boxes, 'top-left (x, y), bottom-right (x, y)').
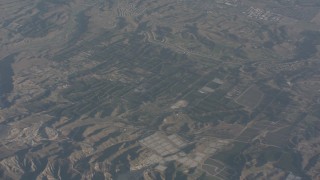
top-left (204, 158), bottom-right (224, 169)
top-left (226, 83), bottom-right (249, 99)
top-left (51, 35), bottom-right (218, 123)
top-left (186, 91), bottom-right (248, 123)
top-left (204, 122), bottom-right (244, 139)
top-left (202, 158), bottom-right (236, 180)
top-left (261, 92), bottom-right (291, 122)
top-left (246, 7), bottom-right (281, 22)
top-left (235, 85), bottom-right (264, 110)
top-left (215, 168), bottom-right (236, 180)
top-left (139, 132), bottom-right (187, 157)
top-left (263, 126), bottom-right (293, 147)
top-left (115, 1), bottom-right (146, 17)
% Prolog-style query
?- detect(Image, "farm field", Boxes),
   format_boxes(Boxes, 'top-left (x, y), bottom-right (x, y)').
top-left (0, 0), bottom-right (320, 179)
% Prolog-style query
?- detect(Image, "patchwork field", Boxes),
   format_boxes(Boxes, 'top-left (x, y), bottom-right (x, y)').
top-left (0, 0), bottom-right (320, 179)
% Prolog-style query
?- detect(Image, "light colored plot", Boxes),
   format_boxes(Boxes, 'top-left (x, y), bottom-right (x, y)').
top-left (213, 78), bottom-right (224, 85)
top-left (199, 86), bottom-right (215, 93)
top-left (139, 132), bottom-right (187, 157)
top-left (171, 100), bottom-right (188, 109)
